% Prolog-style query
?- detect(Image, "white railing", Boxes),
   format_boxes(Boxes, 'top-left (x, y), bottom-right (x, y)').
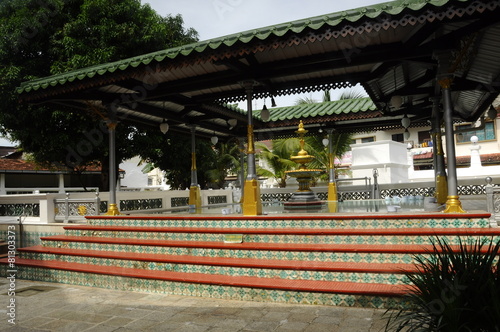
top-left (485, 177), bottom-right (500, 226)
top-left (0, 177), bottom-right (497, 223)
top-left (0, 189), bottom-right (234, 223)
top-left (2, 187), bottom-right (98, 195)
top-left (54, 192), bottom-right (101, 223)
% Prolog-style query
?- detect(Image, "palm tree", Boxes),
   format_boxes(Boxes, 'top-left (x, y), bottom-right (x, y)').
top-left (256, 88), bottom-right (364, 187)
top-left (294, 88), bottom-right (361, 178)
top-left (256, 141), bottom-right (296, 188)
top-left (205, 141), bottom-right (240, 189)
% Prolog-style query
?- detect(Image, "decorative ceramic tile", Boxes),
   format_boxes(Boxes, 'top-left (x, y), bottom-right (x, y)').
top-left (1, 214), bottom-right (493, 311)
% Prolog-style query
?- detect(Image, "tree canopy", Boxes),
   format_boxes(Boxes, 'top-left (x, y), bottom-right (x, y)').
top-left (0, 0), bottom-right (199, 190)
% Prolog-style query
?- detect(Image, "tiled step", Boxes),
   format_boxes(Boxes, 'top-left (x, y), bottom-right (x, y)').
top-left (62, 225), bottom-right (500, 245)
top-left (9, 258), bottom-right (412, 298)
top-left (19, 245), bottom-right (418, 273)
top-left (86, 213), bottom-right (491, 229)
top-left (2, 213), bottom-right (494, 309)
top-left (35, 240), bottom-right (420, 264)
top-left (18, 246), bottom-right (415, 284)
top-left (38, 235), bottom-right (499, 255)
top-left (63, 224), bottom-right (500, 235)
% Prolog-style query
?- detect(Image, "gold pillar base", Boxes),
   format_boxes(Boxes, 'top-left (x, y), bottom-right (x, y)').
top-left (327, 182), bottom-right (338, 213)
top-left (189, 185), bottom-right (202, 213)
top-left (104, 203), bottom-right (122, 216)
top-left (443, 195), bottom-right (466, 213)
top-left (435, 174), bottom-right (448, 205)
top-left (243, 179), bottom-right (262, 216)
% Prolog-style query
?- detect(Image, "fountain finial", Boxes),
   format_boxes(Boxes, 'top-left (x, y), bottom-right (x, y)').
top-left (291, 120), bottom-right (314, 168)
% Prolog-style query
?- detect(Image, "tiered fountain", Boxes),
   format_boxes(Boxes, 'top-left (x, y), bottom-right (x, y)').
top-left (284, 121), bottom-right (324, 212)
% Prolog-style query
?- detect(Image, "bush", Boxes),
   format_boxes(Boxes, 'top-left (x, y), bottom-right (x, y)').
top-left (385, 237), bottom-right (500, 331)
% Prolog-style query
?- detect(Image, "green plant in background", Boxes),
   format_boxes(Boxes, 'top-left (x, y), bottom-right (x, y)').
top-left (385, 237), bottom-right (500, 331)
top-left (256, 140), bottom-right (297, 188)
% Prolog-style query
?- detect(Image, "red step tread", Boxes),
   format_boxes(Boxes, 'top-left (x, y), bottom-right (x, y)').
top-left (0, 258), bottom-right (411, 297)
top-left (39, 235), bottom-right (491, 254)
top-left (19, 245), bottom-right (419, 274)
top-left (63, 225), bottom-right (500, 236)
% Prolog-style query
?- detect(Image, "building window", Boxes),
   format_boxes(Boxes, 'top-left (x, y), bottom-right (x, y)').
top-left (360, 136), bottom-right (375, 143)
top-left (392, 133), bottom-right (404, 143)
top-left (456, 121), bottom-right (496, 144)
top-left (418, 130), bottom-right (431, 144)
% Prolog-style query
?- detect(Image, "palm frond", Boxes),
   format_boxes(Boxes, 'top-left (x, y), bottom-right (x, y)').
top-left (294, 96), bottom-right (317, 105)
top-left (385, 236), bottom-right (500, 332)
top-left (338, 88), bottom-right (368, 100)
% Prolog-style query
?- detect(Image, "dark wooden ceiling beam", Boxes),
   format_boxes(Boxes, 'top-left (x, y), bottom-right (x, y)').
top-left (194, 72), bottom-right (368, 103)
top-left (420, 13), bottom-right (499, 51)
top-left (102, 42), bottom-right (433, 105)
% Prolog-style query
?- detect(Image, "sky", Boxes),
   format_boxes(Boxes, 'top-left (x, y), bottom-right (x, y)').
top-left (1, 0), bottom-right (387, 147)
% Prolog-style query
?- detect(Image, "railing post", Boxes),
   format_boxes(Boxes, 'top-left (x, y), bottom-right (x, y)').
top-left (64, 193), bottom-right (70, 223)
top-left (485, 177), bottom-right (496, 227)
top-left (94, 189), bottom-right (100, 216)
top-left (372, 169), bottom-right (380, 200)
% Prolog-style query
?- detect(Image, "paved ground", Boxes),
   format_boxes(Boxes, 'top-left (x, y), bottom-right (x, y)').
top-left (0, 280), bottom-right (391, 332)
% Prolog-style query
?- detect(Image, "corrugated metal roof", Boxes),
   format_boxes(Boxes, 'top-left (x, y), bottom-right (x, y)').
top-left (16, 0), bottom-right (470, 95)
top-left (11, 0), bottom-right (500, 138)
top-left (255, 98), bottom-right (377, 121)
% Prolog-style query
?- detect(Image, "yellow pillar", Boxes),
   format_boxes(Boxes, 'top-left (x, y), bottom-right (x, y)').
top-left (326, 144), bottom-right (337, 213)
top-left (188, 150), bottom-right (202, 213)
top-left (327, 182), bottom-right (338, 213)
top-left (104, 119), bottom-right (121, 216)
top-left (434, 132), bottom-right (448, 205)
top-left (243, 124), bottom-right (262, 215)
top-left (189, 185), bottom-right (201, 213)
top-left (435, 174), bottom-right (448, 205)
top-left (438, 76), bottom-right (465, 213)
top-left (243, 178), bottom-right (262, 215)
top-left (242, 81), bottom-right (262, 216)
top-left (188, 125), bottom-right (202, 213)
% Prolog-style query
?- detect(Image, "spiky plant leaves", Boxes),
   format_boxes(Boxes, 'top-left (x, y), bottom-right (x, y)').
top-left (385, 236), bottom-right (500, 332)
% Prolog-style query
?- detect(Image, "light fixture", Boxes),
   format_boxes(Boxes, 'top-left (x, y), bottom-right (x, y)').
top-left (211, 133), bottom-right (218, 145)
top-left (322, 138), bottom-right (329, 147)
top-left (227, 119), bottom-right (237, 129)
top-left (487, 105), bottom-right (497, 120)
top-left (159, 119), bottom-right (169, 134)
top-left (401, 114), bottom-right (410, 129)
top-left (260, 104), bottom-right (270, 122)
top-left (271, 96), bottom-right (277, 107)
top-left (391, 95), bottom-right (403, 109)
top-left (404, 129), bottom-right (410, 140)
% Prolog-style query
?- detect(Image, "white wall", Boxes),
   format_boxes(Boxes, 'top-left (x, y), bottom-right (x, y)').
top-left (350, 140), bottom-right (409, 184)
top-left (119, 156), bottom-right (149, 188)
top-left (351, 118), bottom-right (500, 158)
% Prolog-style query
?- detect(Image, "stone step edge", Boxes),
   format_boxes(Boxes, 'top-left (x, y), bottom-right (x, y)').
top-left (39, 235), bottom-right (495, 254)
top-left (18, 245), bottom-right (419, 274)
top-left (0, 258), bottom-right (411, 297)
top-left (63, 225), bottom-right (500, 236)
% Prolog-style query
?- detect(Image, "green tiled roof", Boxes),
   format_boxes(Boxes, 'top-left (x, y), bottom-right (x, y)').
top-left (16, 0), bottom-right (467, 94)
top-left (255, 98), bottom-right (377, 121)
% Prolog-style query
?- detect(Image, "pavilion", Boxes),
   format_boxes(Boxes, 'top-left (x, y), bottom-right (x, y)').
top-left (15, 0), bottom-right (500, 215)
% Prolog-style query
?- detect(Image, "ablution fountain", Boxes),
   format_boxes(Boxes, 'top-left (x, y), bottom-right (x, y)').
top-left (284, 121), bottom-right (324, 211)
